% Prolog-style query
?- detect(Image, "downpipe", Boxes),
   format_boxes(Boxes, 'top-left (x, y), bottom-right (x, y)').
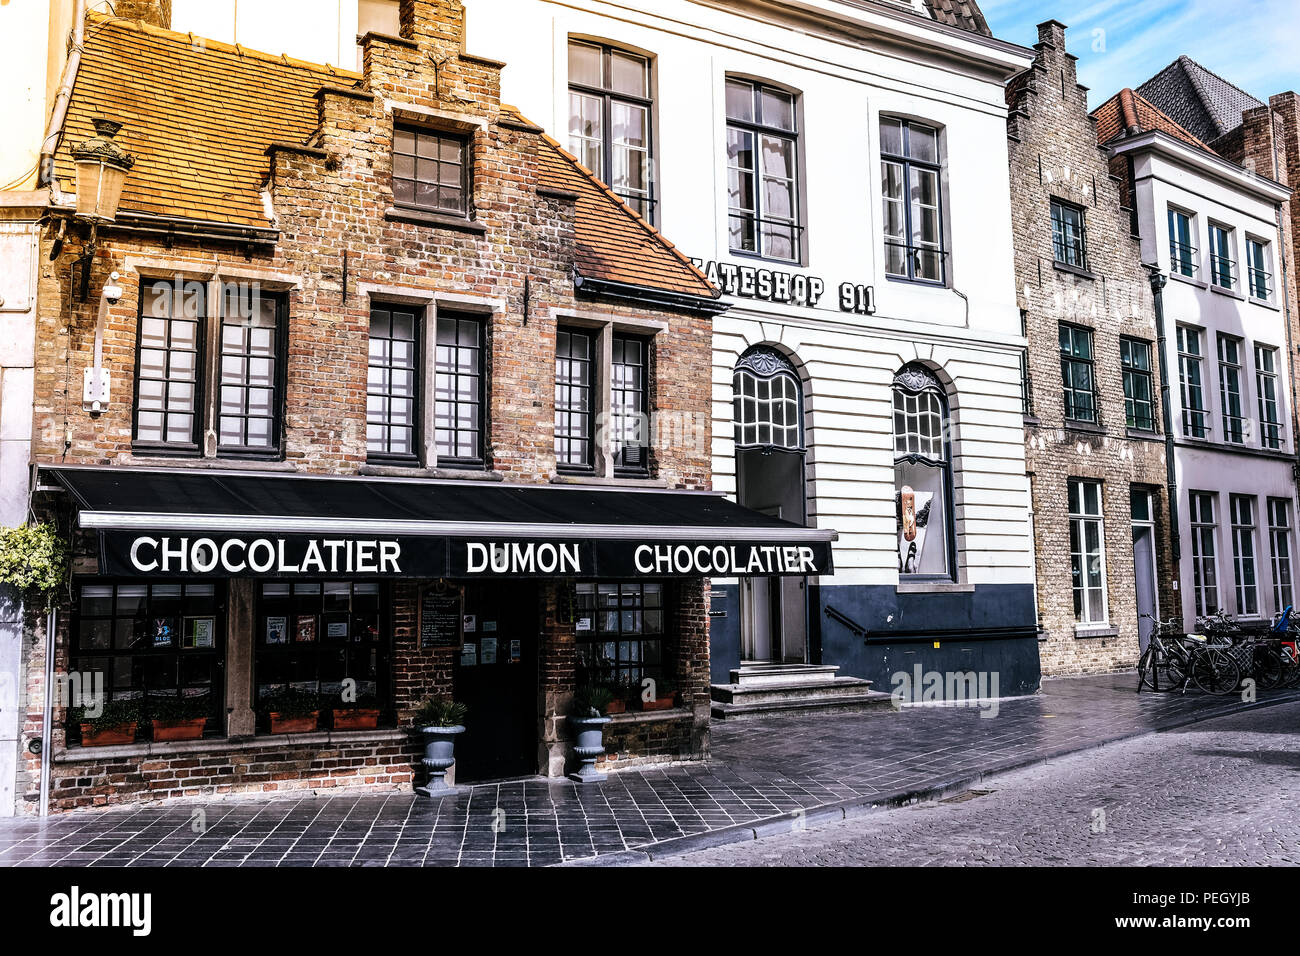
top-left (39, 605), bottom-right (56, 817)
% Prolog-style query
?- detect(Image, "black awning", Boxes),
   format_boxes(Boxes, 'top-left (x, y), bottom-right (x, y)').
top-left (43, 465), bottom-right (835, 579)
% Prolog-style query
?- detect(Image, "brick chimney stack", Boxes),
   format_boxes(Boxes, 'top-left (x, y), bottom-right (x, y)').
top-left (114, 0), bottom-right (172, 30)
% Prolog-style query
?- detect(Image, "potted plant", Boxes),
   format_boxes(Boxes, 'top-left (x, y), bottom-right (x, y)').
top-left (149, 695), bottom-right (210, 741)
top-left (412, 698), bottom-right (467, 796)
top-left (604, 676), bottom-right (631, 714)
top-left (73, 698), bottom-right (140, 747)
top-left (0, 521), bottom-right (68, 611)
top-left (567, 685), bottom-right (614, 783)
top-left (332, 696), bottom-right (381, 731)
top-left (263, 687), bottom-right (321, 734)
top-left (638, 677), bottom-right (678, 712)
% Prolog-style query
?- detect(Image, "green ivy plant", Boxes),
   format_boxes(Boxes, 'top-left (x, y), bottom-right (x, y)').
top-left (0, 523), bottom-right (68, 606)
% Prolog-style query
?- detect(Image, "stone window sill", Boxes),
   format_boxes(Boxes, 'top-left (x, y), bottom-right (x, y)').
top-left (1074, 626), bottom-right (1119, 639)
top-left (605, 706), bottom-right (692, 725)
top-left (550, 474), bottom-right (669, 488)
top-left (384, 206), bottom-right (487, 233)
top-left (1063, 419), bottom-right (1106, 436)
top-left (360, 463), bottom-right (504, 481)
top-left (1209, 283), bottom-right (1246, 301)
top-left (1168, 271), bottom-right (1207, 290)
top-left (896, 581), bottom-right (974, 594)
top-left (54, 728), bottom-right (408, 764)
top-left (1053, 261), bottom-right (1096, 281)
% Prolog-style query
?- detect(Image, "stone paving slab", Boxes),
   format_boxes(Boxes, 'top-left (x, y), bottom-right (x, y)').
top-left (0, 674), bottom-right (1296, 867)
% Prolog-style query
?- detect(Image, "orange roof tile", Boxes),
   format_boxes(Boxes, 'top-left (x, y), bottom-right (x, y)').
top-left (54, 13), bottom-right (359, 227)
top-left (1091, 88), bottom-right (1217, 154)
top-left (534, 130), bottom-right (718, 301)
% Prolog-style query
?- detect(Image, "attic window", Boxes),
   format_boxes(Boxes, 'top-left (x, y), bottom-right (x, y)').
top-left (393, 126), bottom-right (469, 216)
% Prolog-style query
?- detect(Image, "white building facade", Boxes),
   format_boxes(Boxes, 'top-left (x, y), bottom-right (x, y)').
top-left (1108, 130), bottom-right (1296, 627)
top-left (463, 0), bottom-right (1041, 691)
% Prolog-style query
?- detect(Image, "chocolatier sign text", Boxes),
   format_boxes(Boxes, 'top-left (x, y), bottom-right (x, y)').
top-left (101, 533), bottom-right (834, 578)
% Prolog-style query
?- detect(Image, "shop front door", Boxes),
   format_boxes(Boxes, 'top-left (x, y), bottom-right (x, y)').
top-left (452, 582), bottom-right (538, 782)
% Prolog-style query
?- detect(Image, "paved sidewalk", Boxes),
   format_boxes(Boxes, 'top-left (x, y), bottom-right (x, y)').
top-left (1, 674), bottom-right (1296, 867)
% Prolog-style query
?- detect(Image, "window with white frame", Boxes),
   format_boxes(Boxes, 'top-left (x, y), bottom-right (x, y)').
top-left (1068, 479), bottom-right (1106, 624)
top-left (1190, 491), bottom-right (1220, 616)
top-left (1230, 494), bottom-right (1260, 617)
top-left (1246, 237), bottom-right (1273, 300)
top-left (733, 362), bottom-right (801, 450)
top-left (1208, 222), bottom-right (1235, 290)
top-left (1168, 207), bottom-right (1196, 278)
top-left (1218, 334), bottom-right (1245, 444)
top-left (1177, 326), bottom-right (1208, 438)
top-left (726, 78), bottom-right (801, 262)
top-left (881, 117), bottom-right (945, 282)
top-left (1268, 498), bottom-right (1294, 612)
top-left (1256, 344), bottom-right (1283, 451)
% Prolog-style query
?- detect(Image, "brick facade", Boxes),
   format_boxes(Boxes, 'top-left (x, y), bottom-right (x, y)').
top-left (16, 0), bottom-right (717, 813)
top-left (1008, 21), bottom-right (1177, 675)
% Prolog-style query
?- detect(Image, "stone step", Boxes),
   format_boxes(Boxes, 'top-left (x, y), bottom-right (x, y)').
top-left (711, 676), bottom-right (876, 706)
top-left (730, 663), bottom-right (842, 687)
top-left (710, 689), bottom-right (895, 720)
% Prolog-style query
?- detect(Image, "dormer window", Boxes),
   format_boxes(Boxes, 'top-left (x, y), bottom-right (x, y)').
top-left (393, 126), bottom-right (469, 216)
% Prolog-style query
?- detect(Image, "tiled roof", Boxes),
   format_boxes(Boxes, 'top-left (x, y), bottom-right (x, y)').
top-left (54, 13), bottom-right (360, 227)
top-left (1091, 88), bottom-right (1217, 154)
top-left (54, 15), bottom-right (716, 302)
top-left (1136, 55), bottom-right (1264, 143)
top-left (921, 0), bottom-right (990, 36)
top-left (534, 132), bottom-right (718, 301)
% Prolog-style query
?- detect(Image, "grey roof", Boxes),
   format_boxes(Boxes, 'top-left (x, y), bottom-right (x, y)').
top-left (1136, 55), bottom-right (1265, 142)
top-left (922, 0), bottom-right (990, 36)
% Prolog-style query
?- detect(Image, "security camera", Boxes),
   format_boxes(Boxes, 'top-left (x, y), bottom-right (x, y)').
top-left (102, 271), bottom-right (123, 305)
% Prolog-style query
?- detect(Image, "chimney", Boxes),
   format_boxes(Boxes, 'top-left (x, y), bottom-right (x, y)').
top-left (114, 0), bottom-right (172, 29)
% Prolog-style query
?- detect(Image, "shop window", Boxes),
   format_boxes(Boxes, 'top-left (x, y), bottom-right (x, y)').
top-left (611, 333), bottom-right (649, 474)
top-left (568, 39), bottom-right (656, 221)
top-left (254, 581), bottom-right (389, 726)
top-left (393, 125), bottom-right (469, 216)
top-left (555, 327), bottom-right (596, 471)
top-left (1068, 479), bottom-right (1107, 625)
top-left (1268, 498), bottom-right (1294, 612)
top-left (574, 582), bottom-right (664, 686)
top-left (892, 364), bottom-right (952, 579)
top-left (366, 304), bottom-right (420, 463)
top-left (1230, 495), bottom-right (1260, 617)
top-left (70, 581), bottom-right (225, 742)
top-left (1120, 337), bottom-right (1156, 432)
top-left (727, 77), bottom-right (802, 262)
top-left (434, 313), bottom-right (485, 466)
top-left (881, 116), bottom-right (945, 282)
top-left (1190, 491), bottom-right (1220, 616)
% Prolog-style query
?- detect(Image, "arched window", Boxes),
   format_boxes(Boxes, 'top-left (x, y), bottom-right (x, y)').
top-left (893, 364), bottom-right (952, 578)
top-left (733, 346), bottom-right (802, 449)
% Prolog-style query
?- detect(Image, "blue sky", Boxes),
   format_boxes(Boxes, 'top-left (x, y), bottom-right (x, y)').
top-left (980, 0), bottom-right (1300, 108)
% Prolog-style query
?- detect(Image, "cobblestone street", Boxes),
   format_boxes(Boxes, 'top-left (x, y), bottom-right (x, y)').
top-left (648, 700), bottom-right (1300, 866)
top-left (0, 675), bottom-right (1296, 866)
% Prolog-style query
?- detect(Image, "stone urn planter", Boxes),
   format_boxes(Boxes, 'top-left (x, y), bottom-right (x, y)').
top-left (416, 725), bottom-right (465, 796)
top-left (568, 714), bottom-right (612, 784)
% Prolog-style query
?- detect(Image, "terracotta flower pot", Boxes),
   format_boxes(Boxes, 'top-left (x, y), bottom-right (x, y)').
top-left (270, 711), bottom-right (319, 734)
top-left (638, 693), bottom-right (678, 712)
top-left (603, 698), bottom-right (627, 715)
top-left (80, 721), bottom-right (137, 747)
top-left (332, 708), bottom-right (380, 730)
top-left (152, 717), bottom-right (207, 742)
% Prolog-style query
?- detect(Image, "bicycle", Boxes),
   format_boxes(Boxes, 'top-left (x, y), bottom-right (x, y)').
top-left (1138, 614), bottom-right (1242, 696)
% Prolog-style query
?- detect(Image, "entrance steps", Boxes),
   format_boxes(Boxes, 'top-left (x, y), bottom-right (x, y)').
top-left (710, 663), bottom-right (894, 720)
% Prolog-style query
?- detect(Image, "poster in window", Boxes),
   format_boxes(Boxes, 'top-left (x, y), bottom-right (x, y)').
top-left (460, 642), bottom-right (477, 666)
top-left (152, 618), bottom-right (175, 648)
top-left (183, 617), bottom-right (216, 649)
top-left (481, 637), bottom-right (498, 664)
top-left (326, 618), bottom-right (349, 640)
top-left (419, 585), bottom-right (464, 649)
top-left (509, 639), bottom-right (521, 664)
top-left (463, 615), bottom-right (477, 633)
top-left (483, 620), bottom-right (497, 633)
top-left (266, 616), bottom-right (288, 645)
top-left (294, 614), bottom-right (318, 643)
top-left (897, 486), bottom-right (934, 575)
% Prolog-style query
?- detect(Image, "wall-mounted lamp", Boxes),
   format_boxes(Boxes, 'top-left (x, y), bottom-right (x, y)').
top-left (70, 115), bottom-right (134, 301)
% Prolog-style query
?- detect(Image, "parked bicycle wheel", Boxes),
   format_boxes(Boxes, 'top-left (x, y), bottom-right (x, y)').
top-left (1138, 646), bottom-right (1181, 692)
top-left (1252, 643), bottom-right (1285, 690)
top-left (1190, 647), bottom-right (1241, 696)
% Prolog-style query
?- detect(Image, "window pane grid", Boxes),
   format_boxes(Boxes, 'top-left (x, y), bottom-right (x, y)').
top-left (1218, 334), bottom-right (1245, 444)
top-left (1190, 491), bottom-right (1219, 616)
top-left (727, 78), bottom-right (801, 262)
top-left (612, 334), bottom-right (648, 473)
top-left (1178, 326), bottom-right (1208, 438)
top-left (1247, 239), bottom-right (1273, 299)
top-left (1230, 495), bottom-right (1259, 616)
top-left (393, 126), bottom-right (467, 215)
top-left (732, 369), bottom-right (800, 449)
top-left (1051, 199), bottom-right (1087, 269)
top-left (881, 119), bottom-right (945, 283)
top-left (1068, 478), bottom-right (1105, 624)
top-left (367, 306), bottom-right (419, 461)
top-left (574, 582), bottom-right (665, 686)
top-left (1120, 337), bottom-right (1155, 432)
top-left (135, 281), bottom-right (204, 447)
top-left (1255, 344), bottom-right (1283, 450)
top-left (1269, 498), bottom-right (1294, 612)
top-left (1168, 208), bottom-right (1198, 277)
top-left (218, 284), bottom-right (281, 453)
top-left (1059, 324), bottom-right (1096, 423)
top-left (555, 328), bottom-right (595, 469)
top-left (434, 315), bottom-right (483, 464)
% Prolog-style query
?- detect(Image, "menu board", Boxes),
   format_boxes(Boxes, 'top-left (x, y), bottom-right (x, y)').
top-left (420, 585), bottom-right (464, 649)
